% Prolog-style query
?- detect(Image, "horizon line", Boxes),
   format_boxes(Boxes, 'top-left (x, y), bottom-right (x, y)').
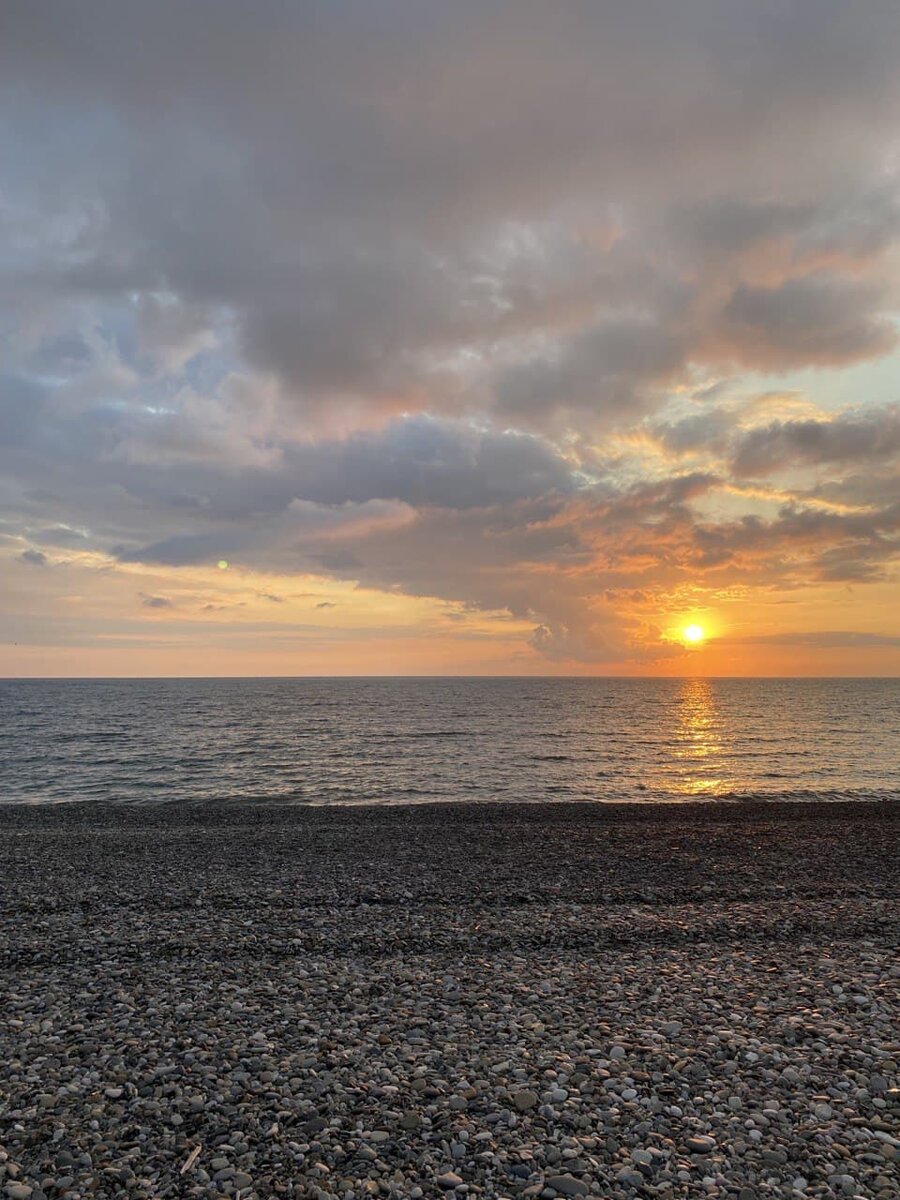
top-left (2, 674), bottom-right (898, 682)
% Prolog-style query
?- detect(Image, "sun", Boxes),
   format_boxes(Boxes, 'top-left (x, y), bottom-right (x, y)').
top-left (683, 623), bottom-right (705, 645)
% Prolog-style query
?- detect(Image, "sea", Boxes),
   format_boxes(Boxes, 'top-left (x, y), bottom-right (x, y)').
top-left (0, 677), bottom-right (898, 806)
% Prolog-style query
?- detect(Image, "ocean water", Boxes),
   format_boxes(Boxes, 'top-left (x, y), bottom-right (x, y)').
top-left (0, 677), bottom-right (898, 805)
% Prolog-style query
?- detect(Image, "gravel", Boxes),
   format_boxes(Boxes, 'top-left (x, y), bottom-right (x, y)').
top-left (0, 800), bottom-right (897, 1199)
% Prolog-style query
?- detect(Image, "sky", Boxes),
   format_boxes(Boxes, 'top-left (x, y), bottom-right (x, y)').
top-left (2, 0), bottom-right (900, 677)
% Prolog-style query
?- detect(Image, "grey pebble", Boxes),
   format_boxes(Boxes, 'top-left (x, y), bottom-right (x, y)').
top-left (436, 1172), bottom-right (464, 1190)
top-left (685, 1135), bottom-right (716, 1154)
top-left (0, 802), bottom-right (894, 1200)
top-left (545, 1175), bottom-right (589, 1196)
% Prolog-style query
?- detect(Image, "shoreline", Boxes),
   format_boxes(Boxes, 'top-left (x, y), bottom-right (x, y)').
top-left (1, 795), bottom-right (897, 817)
top-left (1, 802), bottom-right (897, 1199)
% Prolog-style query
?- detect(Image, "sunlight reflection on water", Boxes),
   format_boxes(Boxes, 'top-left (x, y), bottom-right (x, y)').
top-left (670, 678), bottom-right (727, 795)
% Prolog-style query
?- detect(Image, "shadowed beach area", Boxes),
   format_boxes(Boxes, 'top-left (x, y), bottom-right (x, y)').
top-left (1, 801), bottom-right (897, 1200)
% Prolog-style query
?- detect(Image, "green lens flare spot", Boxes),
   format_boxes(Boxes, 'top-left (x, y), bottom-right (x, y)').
top-left (217, 560), bottom-right (229, 570)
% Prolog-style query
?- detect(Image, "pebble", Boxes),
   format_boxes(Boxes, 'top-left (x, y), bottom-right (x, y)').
top-left (545, 1175), bottom-right (589, 1196)
top-left (437, 1172), bottom-right (464, 1190)
top-left (685, 1135), bottom-right (717, 1154)
top-left (0, 801), bottom-right (895, 1200)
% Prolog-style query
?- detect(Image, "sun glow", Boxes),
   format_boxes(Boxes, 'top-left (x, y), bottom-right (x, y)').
top-left (683, 623), bottom-right (705, 645)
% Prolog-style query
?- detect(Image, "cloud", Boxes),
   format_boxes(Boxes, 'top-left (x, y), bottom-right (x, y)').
top-left (493, 317), bottom-right (689, 429)
top-left (3, 2), bottom-right (900, 430)
top-left (727, 631), bottom-right (900, 648)
top-left (32, 525), bottom-right (89, 547)
top-left (2, 3), bottom-right (900, 666)
top-left (0, 376), bottom-right (48, 447)
top-left (716, 274), bottom-right (897, 370)
top-left (283, 418), bottom-right (575, 509)
top-left (139, 593), bottom-right (174, 609)
top-left (135, 294), bottom-right (219, 374)
top-left (120, 534), bottom-right (241, 568)
top-left (731, 404), bottom-right (900, 476)
top-left (1, 382), bottom-right (576, 519)
top-left (19, 548), bottom-right (47, 566)
top-left (651, 408), bottom-right (736, 457)
top-left (807, 468), bottom-right (900, 512)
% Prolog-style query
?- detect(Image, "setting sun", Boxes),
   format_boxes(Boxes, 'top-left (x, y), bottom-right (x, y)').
top-left (683, 623), bottom-right (706, 645)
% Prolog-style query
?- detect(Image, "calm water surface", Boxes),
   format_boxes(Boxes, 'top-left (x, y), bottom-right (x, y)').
top-left (1, 677), bottom-right (898, 805)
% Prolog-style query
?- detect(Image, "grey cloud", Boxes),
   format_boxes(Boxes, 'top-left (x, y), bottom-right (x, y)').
top-left (808, 469), bottom-right (900, 512)
top-left (284, 418), bottom-right (574, 509)
top-left (731, 405), bottom-right (900, 476)
top-left (668, 188), bottom-right (900, 268)
top-left (1, 389), bottom-right (576, 525)
top-left (2, 2), bottom-right (900, 433)
top-left (0, 376), bottom-right (48, 447)
top-left (7, 2), bottom-right (900, 205)
top-left (493, 318), bottom-right (688, 427)
top-left (684, 500), bottom-right (900, 585)
top-left (668, 199), bottom-right (812, 256)
top-left (27, 334), bottom-right (94, 375)
top-left (113, 494), bottom-right (412, 568)
top-left (140, 593), bottom-right (174, 609)
top-left (693, 501), bottom-right (900, 553)
top-left (134, 295), bottom-right (218, 373)
top-left (32, 525), bottom-right (90, 546)
top-left (528, 622), bottom-right (611, 663)
top-left (813, 540), bottom-right (898, 583)
top-left (797, 185), bottom-right (900, 263)
top-left (717, 274), bottom-right (896, 370)
top-left (19, 548), bottom-right (47, 566)
top-left (117, 533), bottom-right (242, 567)
top-left (310, 550), bottom-right (361, 573)
top-left (652, 409), bottom-right (736, 455)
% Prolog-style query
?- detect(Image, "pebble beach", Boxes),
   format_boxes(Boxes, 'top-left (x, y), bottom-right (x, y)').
top-left (1, 801), bottom-right (897, 1200)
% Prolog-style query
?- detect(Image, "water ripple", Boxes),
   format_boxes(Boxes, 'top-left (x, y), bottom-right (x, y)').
top-left (0, 677), bottom-right (897, 805)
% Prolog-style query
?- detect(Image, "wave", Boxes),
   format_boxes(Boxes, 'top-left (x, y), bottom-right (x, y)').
top-left (2, 677), bottom-right (898, 806)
